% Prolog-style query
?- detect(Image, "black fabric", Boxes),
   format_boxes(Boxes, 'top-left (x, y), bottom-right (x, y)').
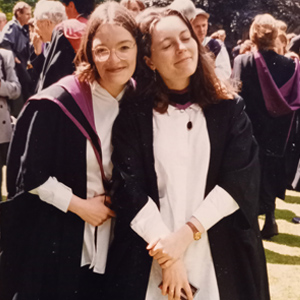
top-left (36, 28), bottom-right (76, 92)
top-left (0, 86), bottom-right (100, 300)
top-left (232, 50), bottom-right (300, 207)
top-left (106, 95), bottom-right (269, 300)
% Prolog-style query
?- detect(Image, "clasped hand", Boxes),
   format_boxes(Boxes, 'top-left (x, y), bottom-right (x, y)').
top-left (147, 225), bottom-right (194, 269)
top-left (69, 194), bottom-right (115, 226)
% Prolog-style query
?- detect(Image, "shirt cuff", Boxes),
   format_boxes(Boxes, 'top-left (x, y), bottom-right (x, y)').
top-left (29, 176), bottom-right (73, 212)
top-left (130, 198), bottom-right (171, 244)
top-left (192, 185), bottom-right (239, 231)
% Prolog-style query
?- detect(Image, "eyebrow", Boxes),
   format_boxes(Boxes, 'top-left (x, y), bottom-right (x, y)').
top-left (94, 39), bottom-right (135, 47)
top-left (160, 29), bottom-right (190, 43)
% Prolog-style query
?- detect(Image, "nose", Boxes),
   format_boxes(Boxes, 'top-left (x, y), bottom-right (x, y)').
top-left (175, 40), bottom-right (187, 53)
top-left (107, 49), bottom-right (121, 62)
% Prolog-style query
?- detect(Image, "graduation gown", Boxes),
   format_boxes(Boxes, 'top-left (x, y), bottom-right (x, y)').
top-left (0, 77), bottom-right (101, 300)
top-left (232, 50), bottom-right (300, 207)
top-left (106, 94), bottom-right (270, 300)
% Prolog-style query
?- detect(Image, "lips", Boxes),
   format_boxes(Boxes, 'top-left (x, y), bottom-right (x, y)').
top-left (107, 66), bottom-right (126, 73)
top-left (174, 57), bottom-right (192, 65)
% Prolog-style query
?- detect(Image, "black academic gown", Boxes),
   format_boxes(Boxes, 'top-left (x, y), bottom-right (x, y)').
top-left (232, 50), bottom-right (299, 212)
top-left (36, 28), bottom-right (76, 92)
top-left (0, 83), bottom-right (97, 300)
top-left (106, 95), bottom-right (270, 300)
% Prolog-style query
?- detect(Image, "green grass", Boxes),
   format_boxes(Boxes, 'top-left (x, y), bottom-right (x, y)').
top-left (265, 248), bottom-right (300, 265)
top-left (268, 233), bottom-right (300, 248)
top-left (284, 194), bottom-right (300, 205)
top-left (275, 209), bottom-right (297, 222)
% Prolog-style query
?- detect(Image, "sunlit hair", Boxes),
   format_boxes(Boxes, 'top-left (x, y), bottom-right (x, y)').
top-left (275, 20), bottom-right (287, 32)
top-left (120, 0), bottom-right (145, 12)
top-left (13, 1), bottom-right (31, 18)
top-left (75, 1), bottom-right (139, 83)
top-left (250, 14), bottom-right (278, 51)
top-left (136, 7), bottom-right (233, 113)
top-left (34, 1), bottom-right (67, 25)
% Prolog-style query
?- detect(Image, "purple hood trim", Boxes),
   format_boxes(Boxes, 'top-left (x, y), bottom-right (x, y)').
top-left (254, 51), bottom-right (300, 117)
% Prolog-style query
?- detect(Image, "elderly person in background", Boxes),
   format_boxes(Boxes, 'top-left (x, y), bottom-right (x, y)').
top-left (232, 14), bottom-right (300, 239)
top-left (120, 0), bottom-right (145, 17)
top-left (0, 12), bottom-right (7, 32)
top-left (0, 49), bottom-right (21, 201)
top-left (0, 2), bottom-right (32, 114)
top-left (32, 0), bottom-right (86, 92)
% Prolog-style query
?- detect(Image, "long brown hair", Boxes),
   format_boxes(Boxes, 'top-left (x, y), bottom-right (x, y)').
top-left (135, 8), bottom-right (233, 113)
top-left (74, 1), bottom-right (139, 83)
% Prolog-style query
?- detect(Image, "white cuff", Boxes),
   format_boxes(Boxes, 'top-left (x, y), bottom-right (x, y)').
top-left (29, 177), bottom-right (73, 212)
top-left (193, 185), bottom-right (239, 231)
top-left (130, 198), bottom-right (171, 244)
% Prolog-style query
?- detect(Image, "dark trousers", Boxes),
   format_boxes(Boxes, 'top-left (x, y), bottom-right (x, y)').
top-left (0, 142), bottom-right (9, 200)
top-left (259, 153), bottom-right (286, 214)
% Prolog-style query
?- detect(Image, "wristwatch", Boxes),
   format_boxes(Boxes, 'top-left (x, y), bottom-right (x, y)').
top-left (186, 222), bottom-right (202, 240)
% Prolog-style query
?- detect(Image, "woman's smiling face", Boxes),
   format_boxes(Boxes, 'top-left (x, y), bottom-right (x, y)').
top-left (92, 23), bottom-right (137, 97)
top-left (145, 15), bottom-right (198, 90)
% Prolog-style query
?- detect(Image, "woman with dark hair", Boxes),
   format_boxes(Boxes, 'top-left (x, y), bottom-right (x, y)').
top-left (232, 14), bottom-right (300, 239)
top-left (0, 2), bottom-right (138, 300)
top-left (106, 7), bottom-right (270, 300)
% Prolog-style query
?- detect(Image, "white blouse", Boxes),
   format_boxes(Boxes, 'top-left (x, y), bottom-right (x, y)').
top-left (131, 104), bottom-right (239, 300)
top-left (30, 81), bottom-right (123, 274)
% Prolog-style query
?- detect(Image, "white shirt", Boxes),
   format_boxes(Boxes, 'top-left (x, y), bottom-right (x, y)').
top-left (30, 81), bottom-right (123, 274)
top-left (203, 36), bottom-right (232, 81)
top-left (130, 103), bottom-right (239, 300)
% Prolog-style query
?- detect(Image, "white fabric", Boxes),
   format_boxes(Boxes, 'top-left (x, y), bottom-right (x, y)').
top-left (30, 81), bottom-right (123, 274)
top-left (130, 103), bottom-right (239, 300)
top-left (203, 36), bottom-right (231, 81)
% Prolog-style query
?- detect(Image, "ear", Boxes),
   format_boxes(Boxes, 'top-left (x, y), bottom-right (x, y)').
top-left (144, 56), bottom-right (156, 70)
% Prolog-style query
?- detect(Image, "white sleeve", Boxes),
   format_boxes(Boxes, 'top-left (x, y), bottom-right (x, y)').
top-left (214, 43), bottom-right (232, 81)
top-left (193, 185), bottom-right (239, 231)
top-left (29, 177), bottom-right (73, 212)
top-left (130, 198), bottom-right (171, 244)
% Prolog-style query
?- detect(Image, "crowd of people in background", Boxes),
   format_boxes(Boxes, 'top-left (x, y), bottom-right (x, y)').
top-left (0, 0), bottom-right (300, 299)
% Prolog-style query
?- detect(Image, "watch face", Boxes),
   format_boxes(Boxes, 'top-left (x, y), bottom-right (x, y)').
top-left (194, 232), bottom-right (202, 240)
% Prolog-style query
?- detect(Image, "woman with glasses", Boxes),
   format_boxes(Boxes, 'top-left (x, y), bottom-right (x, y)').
top-left (0, 2), bottom-right (138, 300)
top-left (106, 7), bottom-right (270, 300)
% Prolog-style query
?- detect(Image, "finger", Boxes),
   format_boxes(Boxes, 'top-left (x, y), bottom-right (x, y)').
top-left (182, 283), bottom-right (193, 300)
top-left (157, 256), bottom-right (170, 265)
top-left (168, 286), bottom-right (175, 300)
top-left (107, 208), bottom-right (116, 217)
top-left (161, 259), bottom-right (175, 269)
top-left (153, 251), bottom-right (166, 260)
top-left (174, 285), bottom-right (181, 300)
top-left (146, 239), bottom-right (159, 250)
top-left (104, 196), bottom-right (112, 204)
top-left (161, 282), bottom-right (168, 296)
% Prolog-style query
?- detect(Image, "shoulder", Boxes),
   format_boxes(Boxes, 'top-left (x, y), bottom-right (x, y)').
top-left (234, 52), bottom-right (255, 67)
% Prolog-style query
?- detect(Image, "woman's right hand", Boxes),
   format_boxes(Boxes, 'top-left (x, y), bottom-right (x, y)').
top-left (68, 194), bottom-right (115, 226)
top-left (161, 259), bottom-right (193, 300)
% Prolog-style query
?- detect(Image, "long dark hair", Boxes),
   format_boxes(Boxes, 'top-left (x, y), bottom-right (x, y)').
top-left (136, 8), bottom-right (233, 112)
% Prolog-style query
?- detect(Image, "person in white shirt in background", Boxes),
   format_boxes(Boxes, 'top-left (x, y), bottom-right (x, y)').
top-left (191, 8), bottom-right (232, 81)
top-left (0, 12), bottom-right (7, 33)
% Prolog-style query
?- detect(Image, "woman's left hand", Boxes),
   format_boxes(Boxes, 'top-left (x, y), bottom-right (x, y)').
top-left (147, 225), bottom-right (194, 269)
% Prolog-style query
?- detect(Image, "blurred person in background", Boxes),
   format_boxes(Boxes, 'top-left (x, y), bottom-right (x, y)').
top-left (232, 14), bottom-right (300, 239)
top-left (0, 2), bottom-right (32, 116)
top-left (0, 49), bottom-right (21, 201)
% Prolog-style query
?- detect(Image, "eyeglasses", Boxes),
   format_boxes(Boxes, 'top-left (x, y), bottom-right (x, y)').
top-left (92, 43), bottom-right (136, 62)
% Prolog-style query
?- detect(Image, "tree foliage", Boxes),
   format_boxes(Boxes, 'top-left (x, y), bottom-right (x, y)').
top-left (145, 0), bottom-right (300, 48)
top-left (0, 0), bottom-right (299, 48)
